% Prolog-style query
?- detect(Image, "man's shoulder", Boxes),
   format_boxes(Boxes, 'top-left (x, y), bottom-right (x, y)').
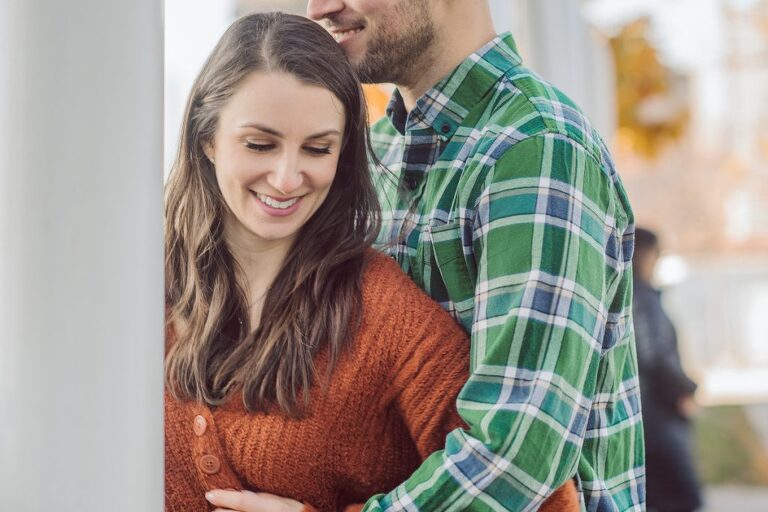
top-left (464, 65), bottom-right (633, 229)
top-left (477, 65), bottom-right (607, 163)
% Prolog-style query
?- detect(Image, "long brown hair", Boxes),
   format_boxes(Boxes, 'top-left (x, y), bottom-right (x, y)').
top-left (164, 12), bottom-right (380, 416)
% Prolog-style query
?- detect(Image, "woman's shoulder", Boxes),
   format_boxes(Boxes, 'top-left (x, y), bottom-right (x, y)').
top-left (359, 250), bottom-right (464, 336)
top-left (361, 249), bottom-right (406, 283)
top-left (361, 250), bottom-right (429, 307)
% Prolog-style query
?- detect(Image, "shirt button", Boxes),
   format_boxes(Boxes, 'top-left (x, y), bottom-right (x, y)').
top-left (193, 415), bottom-right (207, 437)
top-left (440, 123), bottom-right (451, 134)
top-left (405, 177), bottom-right (419, 190)
top-left (199, 454), bottom-right (221, 475)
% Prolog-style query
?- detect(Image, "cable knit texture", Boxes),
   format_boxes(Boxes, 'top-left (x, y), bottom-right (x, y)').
top-left (165, 253), bottom-right (578, 511)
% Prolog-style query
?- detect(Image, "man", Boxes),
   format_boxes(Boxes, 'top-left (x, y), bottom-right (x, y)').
top-left (308, 1), bottom-right (644, 510)
top-left (632, 228), bottom-right (701, 512)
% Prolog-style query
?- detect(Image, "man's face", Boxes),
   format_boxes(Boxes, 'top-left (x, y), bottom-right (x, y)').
top-left (307, 0), bottom-right (436, 84)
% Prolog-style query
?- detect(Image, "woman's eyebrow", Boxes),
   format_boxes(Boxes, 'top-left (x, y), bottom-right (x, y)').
top-left (239, 122), bottom-right (282, 136)
top-left (306, 129), bottom-right (341, 140)
top-left (238, 124), bottom-right (340, 141)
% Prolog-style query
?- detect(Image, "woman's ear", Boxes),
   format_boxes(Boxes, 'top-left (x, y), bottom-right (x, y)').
top-left (203, 141), bottom-right (215, 165)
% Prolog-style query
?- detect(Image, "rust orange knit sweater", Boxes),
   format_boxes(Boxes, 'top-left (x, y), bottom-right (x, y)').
top-left (165, 253), bottom-right (578, 511)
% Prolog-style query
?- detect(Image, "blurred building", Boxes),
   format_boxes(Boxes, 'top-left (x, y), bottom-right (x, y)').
top-left (584, 0), bottom-right (768, 405)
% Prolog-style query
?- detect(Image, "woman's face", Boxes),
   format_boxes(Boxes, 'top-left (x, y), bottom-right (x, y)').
top-left (206, 71), bottom-right (346, 251)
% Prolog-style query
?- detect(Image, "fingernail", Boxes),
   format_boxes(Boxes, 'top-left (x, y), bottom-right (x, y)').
top-left (205, 491), bottom-right (214, 502)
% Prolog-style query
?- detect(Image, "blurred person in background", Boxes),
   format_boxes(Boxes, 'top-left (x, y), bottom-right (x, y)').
top-left (633, 227), bottom-right (702, 512)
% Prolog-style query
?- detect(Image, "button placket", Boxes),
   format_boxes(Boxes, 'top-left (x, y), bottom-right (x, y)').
top-left (190, 406), bottom-right (234, 485)
top-left (198, 454), bottom-right (221, 475)
top-left (193, 415), bottom-right (207, 436)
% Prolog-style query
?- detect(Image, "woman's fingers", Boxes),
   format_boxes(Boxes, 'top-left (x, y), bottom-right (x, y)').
top-left (206, 489), bottom-right (305, 512)
top-left (206, 489), bottom-right (253, 511)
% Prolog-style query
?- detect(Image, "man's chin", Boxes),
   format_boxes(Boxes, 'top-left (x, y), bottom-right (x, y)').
top-left (350, 57), bottom-right (385, 84)
top-left (343, 49), bottom-right (366, 68)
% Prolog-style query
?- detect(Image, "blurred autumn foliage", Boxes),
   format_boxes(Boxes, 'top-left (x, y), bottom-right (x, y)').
top-left (362, 84), bottom-right (391, 124)
top-left (609, 18), bottom-right (689, 159)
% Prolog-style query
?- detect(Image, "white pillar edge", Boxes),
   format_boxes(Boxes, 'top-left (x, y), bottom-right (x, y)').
top-left (0, 0), bottom-right (165, 510)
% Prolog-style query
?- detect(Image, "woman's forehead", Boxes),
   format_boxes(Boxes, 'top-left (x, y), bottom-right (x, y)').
top-left (218, 71), bottom-right (346, 137)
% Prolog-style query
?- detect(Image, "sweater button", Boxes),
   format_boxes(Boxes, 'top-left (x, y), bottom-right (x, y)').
top-left (199, 454), bottom-right (221, 475)
top-left (193, 415), bottom-right (207, 436)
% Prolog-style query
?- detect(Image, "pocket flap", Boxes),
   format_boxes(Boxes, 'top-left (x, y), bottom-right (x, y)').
top-left (429, 222), bottom-right (476, 330)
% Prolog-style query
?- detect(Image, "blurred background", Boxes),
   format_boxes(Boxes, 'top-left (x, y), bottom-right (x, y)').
top-left (165, 0), bottom-right (768, 510)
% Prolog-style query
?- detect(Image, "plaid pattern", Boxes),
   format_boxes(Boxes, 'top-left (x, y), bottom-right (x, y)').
top-left (364, 34), bottom-right (644, 511)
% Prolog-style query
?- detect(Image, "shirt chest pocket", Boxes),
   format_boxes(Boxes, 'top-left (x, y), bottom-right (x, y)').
top-left (426, 221), bottom-right (476, 332)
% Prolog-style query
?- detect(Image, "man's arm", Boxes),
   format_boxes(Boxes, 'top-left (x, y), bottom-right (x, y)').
top-left (361, 134), bottom-right (641, 511)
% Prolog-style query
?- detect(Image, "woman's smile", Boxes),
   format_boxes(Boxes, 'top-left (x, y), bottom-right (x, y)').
top-left (252, 191), bottom-right (305, 217)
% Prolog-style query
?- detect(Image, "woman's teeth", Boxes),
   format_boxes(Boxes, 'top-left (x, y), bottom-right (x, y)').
top-left (256, 193), bottom-right (300, 209)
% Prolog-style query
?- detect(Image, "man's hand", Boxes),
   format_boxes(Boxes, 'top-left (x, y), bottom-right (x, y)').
top-left (205, 489), bottom-right (306, 512)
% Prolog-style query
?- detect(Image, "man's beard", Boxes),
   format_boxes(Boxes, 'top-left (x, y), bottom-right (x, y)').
top-left (353, 2), bottom-right (436, 85)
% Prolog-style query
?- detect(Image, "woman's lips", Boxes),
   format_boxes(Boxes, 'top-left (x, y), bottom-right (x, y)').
top-left (252, 191), bottom-right (304, 217)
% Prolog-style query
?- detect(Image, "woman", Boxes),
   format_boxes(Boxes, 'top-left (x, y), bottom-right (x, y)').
top-left (164, 12), bottom-right (577, 512)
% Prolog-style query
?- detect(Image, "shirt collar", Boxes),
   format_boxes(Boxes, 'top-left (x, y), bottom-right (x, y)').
top-left (385, 32), bottom-right (522, 138)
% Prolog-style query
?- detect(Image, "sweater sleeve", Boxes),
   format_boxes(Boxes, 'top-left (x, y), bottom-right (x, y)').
top-left (302, 503), bottom-right (364, 512)
top-left (383, 270), bottom-right (471, 458)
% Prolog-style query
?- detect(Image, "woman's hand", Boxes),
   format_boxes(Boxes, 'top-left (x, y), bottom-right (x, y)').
top-left (205, 489), bottom-right (307, 512)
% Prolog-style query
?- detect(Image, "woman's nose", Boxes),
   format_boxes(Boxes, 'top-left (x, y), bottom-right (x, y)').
top-left (267, 152), bottom-right (304, 195)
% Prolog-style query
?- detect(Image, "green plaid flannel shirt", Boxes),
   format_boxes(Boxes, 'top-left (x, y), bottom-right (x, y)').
top-left (363, 34), bottom-right (645, 511)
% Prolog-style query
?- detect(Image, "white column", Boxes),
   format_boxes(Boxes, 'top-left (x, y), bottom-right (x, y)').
top-left (0, 0), bottom-right (164, 510)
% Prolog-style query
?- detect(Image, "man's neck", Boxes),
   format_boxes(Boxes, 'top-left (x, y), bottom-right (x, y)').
top-left (397, 5), bottom-right (496, 112)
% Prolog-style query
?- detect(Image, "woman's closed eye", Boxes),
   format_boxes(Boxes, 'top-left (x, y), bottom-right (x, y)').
top-left (245, 141), bottom-right (275, 152)
top-left (244, 141), bottom-right (332, 155)
top-left (303, 145), bottom-right (332, 156)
